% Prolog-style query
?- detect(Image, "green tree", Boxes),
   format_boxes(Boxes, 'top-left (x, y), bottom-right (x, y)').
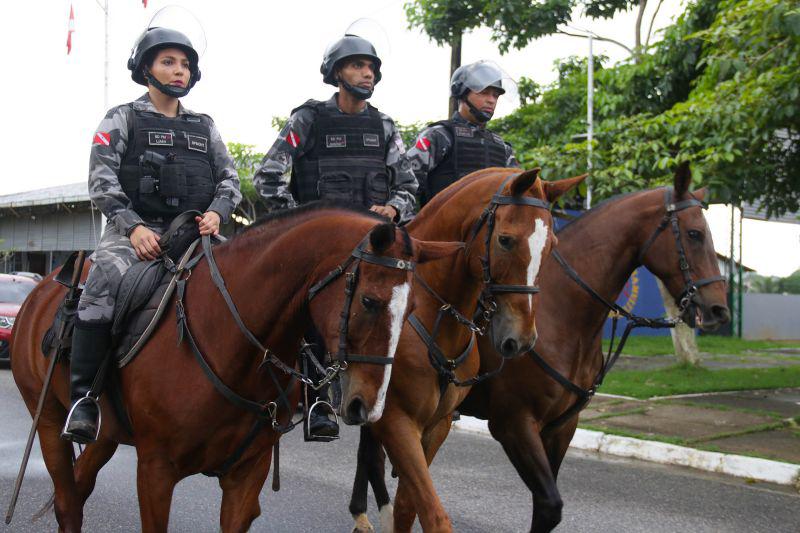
top-left (226, 142), bottom-right (265, 224)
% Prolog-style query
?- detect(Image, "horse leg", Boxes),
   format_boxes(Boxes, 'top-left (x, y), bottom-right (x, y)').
top-left (349, 426), bottom-right (376, 532)
top-left (73, 437), bottom-right (119, 506)
top-left (37, 414), bottom-right (83, 533)
top-left (376, 415), bottom-right (451, 533)
top-left (136, 455), bottom-right (180, 533)
top-left (542, 420), bottom-right (578, 481)
top-left (218, 447), bottom-right (273, 533)
top-left (489, 414), bottom-right (563, 533)
top-left (365, 432), bottom-right (393, 533)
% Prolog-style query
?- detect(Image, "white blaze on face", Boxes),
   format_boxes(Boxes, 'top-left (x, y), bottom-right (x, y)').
top-left (526, 218), bottom-right (549, 311)
top-left (367, 281), bottom-right (411, 423)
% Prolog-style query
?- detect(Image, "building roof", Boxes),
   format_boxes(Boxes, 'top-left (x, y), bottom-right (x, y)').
top-left (0, 183), bottom-right (89, 209)
top-left (742, 200), bottom-right (800, 225)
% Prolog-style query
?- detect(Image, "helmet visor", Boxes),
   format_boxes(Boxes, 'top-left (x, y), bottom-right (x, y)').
top-left (145, 5), bottom-right (207, 58)
top-left (461, 60), bottom-right (519, 116)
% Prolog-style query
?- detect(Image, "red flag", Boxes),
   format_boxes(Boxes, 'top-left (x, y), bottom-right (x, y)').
top-left (66, 4), bottom-right (75, 55)
top-left (142, 0), bottom-right (148, 7)
top-left (93, 132), bottom-right (111, 146)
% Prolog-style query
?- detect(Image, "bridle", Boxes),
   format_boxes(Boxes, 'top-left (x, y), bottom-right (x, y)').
top-left (307, 229), bottom-right (415, 368)
top-left (526, 186), bottom-right (727, 436)
top-left (467, 174), bottom-right (551, 336)
top-left (408, 173), bottom-right (553, 392)
top-left (637, 187), bottom-right (726, 326)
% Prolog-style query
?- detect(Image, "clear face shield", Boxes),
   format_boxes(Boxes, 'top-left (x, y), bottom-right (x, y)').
top-left (133, 5), bottom-right (208, 60)
top-left (462, 61), bottom-right (519, 118)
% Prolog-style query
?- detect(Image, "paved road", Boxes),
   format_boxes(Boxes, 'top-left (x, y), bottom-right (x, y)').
top-left (1, 369), bottom-right (797, 532)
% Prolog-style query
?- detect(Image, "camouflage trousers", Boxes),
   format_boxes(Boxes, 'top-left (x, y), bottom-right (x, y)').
top-left (77, 221), bottom-right (169, 324)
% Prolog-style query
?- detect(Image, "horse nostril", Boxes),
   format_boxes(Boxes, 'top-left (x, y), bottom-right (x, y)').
top-left (345, 397), bottom-right (368, 425)
top-left (501, 338), bottom-right (519, 357)
top-left (712, 304), bottom-right (731, 324)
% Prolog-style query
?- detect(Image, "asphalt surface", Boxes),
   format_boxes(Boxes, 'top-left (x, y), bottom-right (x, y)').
top-left (0, 369), bottom-right (797, 533)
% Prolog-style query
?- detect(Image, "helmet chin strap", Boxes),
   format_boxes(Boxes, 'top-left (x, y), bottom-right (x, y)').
top-left (341, 79), bottom-right (373, 100)
top-left (144, 69), bottom-right (191, 98)
top-left (465, 99), bottom-right (492, 123)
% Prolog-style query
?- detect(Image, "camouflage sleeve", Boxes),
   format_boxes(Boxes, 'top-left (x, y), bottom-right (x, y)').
top-left (406, 126), bottom-right (451, 203)
top-left (205, 117), bottom-right (242, 223)
top-left (384, 124), bottom-right (418, 223)
top-left (505, 142), bottom-right (519, 168)
top-left (252, 109), bottom-right (314, 211)
top-left (87, 105), bottom-right (144, 236)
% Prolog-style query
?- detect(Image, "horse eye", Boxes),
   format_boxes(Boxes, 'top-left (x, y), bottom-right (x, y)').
top-left (687, 229), bottom-right (703, 242)
top-left (497, 235), bottom-right (514, 249)
top-left (360, 295), bottom-right (381, 312)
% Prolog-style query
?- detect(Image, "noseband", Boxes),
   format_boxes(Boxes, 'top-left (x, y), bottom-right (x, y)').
top-left (467, 174), bottom-right (551, 332)
top-left (637, 187), bottom-right (726, 325)
top-left (307, 230), bottom-right (415, 367)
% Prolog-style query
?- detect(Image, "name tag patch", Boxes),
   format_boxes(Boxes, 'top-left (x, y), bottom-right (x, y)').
top-left (363, 133), bottom-right (380, 147)
top-left (148, 131), bottom-right (173, 146)
top-left (187, 134), bottom-right (208, 153)
top-left (326, 134), bottom-right (347, 148)
top-left (454, 126), bottom-right (474, 138)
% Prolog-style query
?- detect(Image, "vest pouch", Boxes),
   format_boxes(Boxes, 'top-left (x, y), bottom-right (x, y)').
top-left (317, 158), bottom-right (364, 204)
top-left (140, 177), bottom-right (157, 195)
top-left (159, 160), bottom-right (188, 201)
top-left (365, 171), bottom-right (390, 205)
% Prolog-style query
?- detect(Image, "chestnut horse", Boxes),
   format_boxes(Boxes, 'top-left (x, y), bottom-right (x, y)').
top-left (350, 165), bottom-right (729, 532)
top-left (10, 205), bottom-right (462, 533)
top-left (349, 169), bottom-right (586, 532)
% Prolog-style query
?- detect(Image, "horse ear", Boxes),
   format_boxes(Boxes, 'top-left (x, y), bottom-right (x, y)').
top-left (415, 240), bottom-right (465, 264)
top-left (369, 222), bottom-right (396, 254)
top-left (674, 161), bottom-right (692, 197)
top-left (693, 186), bottom-right (707, 202)
top-left (509, 168), bottom-right (540, 196)
top-left (542, 174), bottom-right (587, 203)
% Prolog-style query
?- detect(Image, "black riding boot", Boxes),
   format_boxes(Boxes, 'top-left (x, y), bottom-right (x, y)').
top-left (308, 383), bottom-right (339, 438)
top-left (61, 321), bottom-right (112, 444)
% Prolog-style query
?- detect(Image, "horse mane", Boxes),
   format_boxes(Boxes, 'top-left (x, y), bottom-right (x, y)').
top-left (556, 189), bottom-right (652, 235)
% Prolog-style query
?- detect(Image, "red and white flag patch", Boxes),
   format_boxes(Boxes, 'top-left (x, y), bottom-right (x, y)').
top-left (415, 136), bottom-right (431, 152)
top-left (285, 130), bottom-right (300, 148)
top-left (93, 132), bottom-right (110, 146)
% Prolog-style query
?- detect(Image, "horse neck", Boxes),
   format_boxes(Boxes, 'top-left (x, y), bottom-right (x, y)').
top-left (408, 199), bottom-right (485, 345)
top-left (541, 192), bottom-right (662, 366)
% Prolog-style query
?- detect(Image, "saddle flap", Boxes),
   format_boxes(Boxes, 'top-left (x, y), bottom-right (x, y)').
top-left (112, 261), bottom-right (169, 336)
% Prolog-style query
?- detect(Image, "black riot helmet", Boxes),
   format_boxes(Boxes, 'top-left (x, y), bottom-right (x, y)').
top-left (450, 61), bottom-right (509, 123)
top-left (321, 35), bottom-right (382, 100)
top-left (127, 27), bottom-right (201, 98)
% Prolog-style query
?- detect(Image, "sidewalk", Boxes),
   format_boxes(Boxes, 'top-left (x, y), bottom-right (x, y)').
top-left (454, 387), bottom-right (800, 489)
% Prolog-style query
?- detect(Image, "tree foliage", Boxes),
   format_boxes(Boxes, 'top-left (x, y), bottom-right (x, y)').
top-left (494, 0), bottom-right (800, 216)
top-left (226, 142), bottom-right (265, 223)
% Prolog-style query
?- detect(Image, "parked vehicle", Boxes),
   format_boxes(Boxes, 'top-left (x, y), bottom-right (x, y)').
top-left (9, 271), bottom-right (44, 282)
top-left (0, 274), bottom-right (37, 363)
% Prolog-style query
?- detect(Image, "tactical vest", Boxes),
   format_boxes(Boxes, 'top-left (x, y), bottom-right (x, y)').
top-left (118, 107), bottom-right (217, 219)
top-left (291, 101), bottom-right (389, 207)
top-left (425, 120), bottom-right (508, 203)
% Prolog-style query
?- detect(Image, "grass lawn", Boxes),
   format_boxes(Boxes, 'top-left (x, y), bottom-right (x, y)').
top-left (603, 335), bottom-right (800, 357)
top-left (600, 364), bottom-right (800, 399)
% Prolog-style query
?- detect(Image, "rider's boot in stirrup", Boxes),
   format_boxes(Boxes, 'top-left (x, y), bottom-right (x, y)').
top-left (308, 392), bottom-right (340, 439)
top-left (61, 321), bottom-right (112, 444)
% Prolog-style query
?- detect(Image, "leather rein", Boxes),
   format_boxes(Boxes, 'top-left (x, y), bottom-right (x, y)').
top-left (528, 186), bottom-right (726, 436)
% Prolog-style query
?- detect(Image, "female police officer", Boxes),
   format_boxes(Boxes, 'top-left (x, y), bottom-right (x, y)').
top-left (62, 26), bottom-right (241, 443)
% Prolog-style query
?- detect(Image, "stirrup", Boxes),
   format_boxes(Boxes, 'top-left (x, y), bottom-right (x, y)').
top-left (304, 400), bottom-right (340, 442)
top-left (61, 395), bottom-right (102, 444)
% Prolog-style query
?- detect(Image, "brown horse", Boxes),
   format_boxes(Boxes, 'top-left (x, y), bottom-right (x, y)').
top-left (348, 169), bottom-right (586, 532)
top-left (10, 204), bottom-right (462, 533)
top-left (350, 164), bottom-right (729, 532)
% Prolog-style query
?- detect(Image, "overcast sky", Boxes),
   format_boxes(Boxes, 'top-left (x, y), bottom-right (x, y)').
top-left (3, 0), bottom-right (797, 275)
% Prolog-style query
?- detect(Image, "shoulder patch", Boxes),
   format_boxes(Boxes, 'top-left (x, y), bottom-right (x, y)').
top-left (415, 136), bottom-right (431, 152)
top-left (93, 132), bottom-right (111, 146)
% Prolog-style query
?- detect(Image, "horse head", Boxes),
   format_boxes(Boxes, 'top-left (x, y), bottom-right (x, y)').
top-left (470, 169), bottom-right (586, 358)
top-left (638, 163), bottom-right (730, 330)
top-left (308, 221), bottom-right (462, 425)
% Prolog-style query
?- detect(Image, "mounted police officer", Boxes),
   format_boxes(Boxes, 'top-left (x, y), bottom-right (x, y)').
top-left (408, 60), bottom-right (519, 206)
top-left (61, 26), bottom-right (241, 444)
top-left (253, 34), bottom-right (417, 439)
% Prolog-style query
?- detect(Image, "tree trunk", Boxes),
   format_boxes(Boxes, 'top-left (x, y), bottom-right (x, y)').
top-left (448, 31), bottom-right (462, 117)
top-left (634, 0), bottom-right (648, 61)
top-left (657, 279), bottom-right (700, 366)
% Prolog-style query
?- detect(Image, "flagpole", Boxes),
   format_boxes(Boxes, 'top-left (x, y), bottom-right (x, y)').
top-left (104, 0), bottom-right (108, 110)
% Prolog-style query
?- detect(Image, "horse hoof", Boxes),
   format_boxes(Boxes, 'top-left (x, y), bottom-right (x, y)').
top-left (352, 513), bottom-right (374, 532)
top-left (379, 503), bottom-right (394, 532)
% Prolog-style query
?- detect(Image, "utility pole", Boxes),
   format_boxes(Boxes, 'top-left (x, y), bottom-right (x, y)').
top-left (586, 34), bottom-right (594, 209)
top-left (94, 0), bottom-right (109, 110)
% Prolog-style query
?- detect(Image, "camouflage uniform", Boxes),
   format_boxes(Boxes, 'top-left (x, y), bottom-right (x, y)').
top-left (407, 111), bottom-right (518, 203)
top-left (78, 93), bottom-right (241, 324)
top-left (253, 93), bottom-right (417, 223)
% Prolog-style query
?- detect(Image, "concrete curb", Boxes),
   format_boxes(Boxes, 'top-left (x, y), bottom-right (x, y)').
top-left (453, 416), bottom-right (800, 487)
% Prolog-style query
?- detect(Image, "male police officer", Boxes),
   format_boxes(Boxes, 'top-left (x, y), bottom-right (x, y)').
top-left (62, 27), bottom-right (241, 443)
top-left (408, 60), bottom-right (518, 206)
top-left (253, 35), bottom-right (417, 438)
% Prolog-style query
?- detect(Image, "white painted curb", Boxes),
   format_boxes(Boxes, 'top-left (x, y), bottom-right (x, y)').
top-left (453, 416), bottom-right (800, 487)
